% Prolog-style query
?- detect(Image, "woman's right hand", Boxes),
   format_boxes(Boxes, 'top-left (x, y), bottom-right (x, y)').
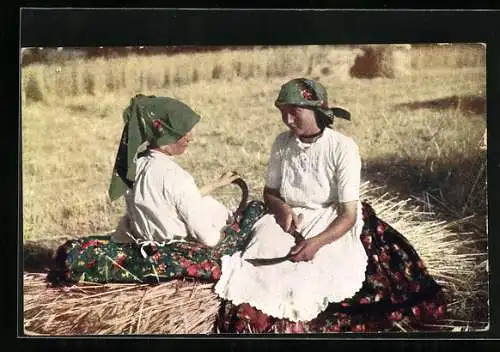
top-left (275, 204), bottom-right (303, 234)
top-left (263, 187), bottom-right (303, 234)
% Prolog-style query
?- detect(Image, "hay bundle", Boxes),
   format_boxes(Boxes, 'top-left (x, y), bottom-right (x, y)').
top-left (23, 181), bottom-right (487, 335)
top-left (24, 274), bottom-right (220, 335)
top-left (349, 45), bottom-right (411, 79)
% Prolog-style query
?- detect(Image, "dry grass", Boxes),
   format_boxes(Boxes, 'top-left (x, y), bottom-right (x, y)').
top-left (21, 44), bottom-right (487, 333)
top-left (22, 46), bottom-right (356, 104)
top-left (21, 67), bottom-right (486, 239)
top-left (21, 44), bottom-right (485, 105)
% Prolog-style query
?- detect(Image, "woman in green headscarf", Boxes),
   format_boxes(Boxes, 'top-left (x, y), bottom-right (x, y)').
top-left (215, 78), bottom-right (445, 333)
top-left (108, 94), bottom-right (232, 254)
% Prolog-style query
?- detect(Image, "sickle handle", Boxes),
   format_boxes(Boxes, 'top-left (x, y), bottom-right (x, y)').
top-left (231, 177), bottom-right (249, 221)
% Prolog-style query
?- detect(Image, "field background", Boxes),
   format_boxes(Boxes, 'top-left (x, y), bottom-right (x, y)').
top-left (21, 44), bottom-right (487, 329)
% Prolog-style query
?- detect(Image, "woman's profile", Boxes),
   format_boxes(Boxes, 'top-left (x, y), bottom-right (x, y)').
top-left (108, 94), bottom-right (233, 251)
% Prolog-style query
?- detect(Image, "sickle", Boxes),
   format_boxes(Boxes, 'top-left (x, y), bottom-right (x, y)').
top-left (291, 230), bottom-right (305, 244)
top-left (245, 254), bottom-right (292, 266)
top-left (230, 176), bottom-right (249, 221)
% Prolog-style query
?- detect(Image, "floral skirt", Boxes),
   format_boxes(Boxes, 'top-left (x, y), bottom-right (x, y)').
top-left (47, 201), bottom-right (266, 284)
top-left (215, 202), bottom-right (447, 333)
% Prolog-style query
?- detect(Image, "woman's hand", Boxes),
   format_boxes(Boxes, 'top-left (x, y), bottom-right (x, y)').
top-left (288, 237), bottom-right (323, 262)
top-left (287, 201), bottom-right (358, 260)
top-left (275, 204), bottom-right (303, 234)
top-left (264, 187), bottom-right (303, 234)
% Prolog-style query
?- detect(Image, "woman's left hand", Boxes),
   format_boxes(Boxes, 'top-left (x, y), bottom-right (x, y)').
top-left (288, 237), bottom-right (323, 262)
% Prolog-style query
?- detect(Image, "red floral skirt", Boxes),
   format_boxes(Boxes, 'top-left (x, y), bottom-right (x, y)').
top-left (215, 202), bottom-right (447, 333)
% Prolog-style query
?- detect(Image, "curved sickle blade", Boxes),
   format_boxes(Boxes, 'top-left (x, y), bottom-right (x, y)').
top-left (245, 255), bottom-right (291, 266)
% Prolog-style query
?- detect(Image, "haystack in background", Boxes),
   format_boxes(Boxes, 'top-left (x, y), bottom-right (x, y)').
top-left (22, 181), bottom-right (488, 335)
top-left (304, 46), bottom-right (363, 82)
top-left (349, 44), bottom-right (412, 79)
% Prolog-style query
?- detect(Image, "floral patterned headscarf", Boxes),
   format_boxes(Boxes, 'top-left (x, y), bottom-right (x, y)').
top-left (108, 94), bottom-right (201, 201)
top-left (275, 78), bottom-right (351, 128)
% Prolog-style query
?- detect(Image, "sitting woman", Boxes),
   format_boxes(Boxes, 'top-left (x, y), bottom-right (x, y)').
top-left (215, 78), bottom-right (445, 333)
top-left (108, 94), bottom-right (232, 251)
top-left (47, 94), bottom-right (265, 284)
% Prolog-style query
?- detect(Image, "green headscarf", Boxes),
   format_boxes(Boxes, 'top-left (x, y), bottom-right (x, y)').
top-left (275, 78), bottom-right (351, 127)
top-left (108, 94), bottom-right (201, 201)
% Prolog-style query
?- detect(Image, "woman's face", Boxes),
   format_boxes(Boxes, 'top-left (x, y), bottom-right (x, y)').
top-left (157, 129), bottom-right (194, 156)
top-left (279, 105), bottom-right (320, 137)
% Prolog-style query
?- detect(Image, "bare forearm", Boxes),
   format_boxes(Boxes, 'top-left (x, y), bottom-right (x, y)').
top-left (314, 203), bottom-right (357, 247)
top-left (315, 216), bottom-right (355, 246)
top-left (263, 187), bottom-right (287, 214)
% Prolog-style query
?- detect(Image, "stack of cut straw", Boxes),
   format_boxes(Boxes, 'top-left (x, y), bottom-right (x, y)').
top-left (24, 273), bottom-right (219, 335)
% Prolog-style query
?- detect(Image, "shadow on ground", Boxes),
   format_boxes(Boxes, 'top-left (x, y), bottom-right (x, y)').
top-left (23, 237), bottom-right (74, 273)
top-left (23, 242), bottom-right (55, 273)
top-left (362, 153), bottom-right (487, 237)
top-left (394, 94), bottom-right (485, 115)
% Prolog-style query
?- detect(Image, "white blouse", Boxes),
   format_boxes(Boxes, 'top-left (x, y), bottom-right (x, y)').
top-left (266, 128), bottom-right (362, 207)
top-left (215, 128), bottom-right (368, 321)
top-left (111, 150), bottom-right (231, 248)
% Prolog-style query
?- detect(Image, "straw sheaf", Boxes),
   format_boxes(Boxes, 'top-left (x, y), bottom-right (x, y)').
top-left (24, 275), bottom-right (220, 335)
top-left (22, 182), bottom-right (488, 335)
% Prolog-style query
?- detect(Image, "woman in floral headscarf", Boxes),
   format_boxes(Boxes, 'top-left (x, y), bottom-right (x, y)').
top-left (108, 94), bottom-right (233, 253)
top-left (215, 78), bottom-right (446, 333)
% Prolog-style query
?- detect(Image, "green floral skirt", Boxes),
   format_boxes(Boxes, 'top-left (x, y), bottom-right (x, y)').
top-left (47, 200), bottom-right (266, 284)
